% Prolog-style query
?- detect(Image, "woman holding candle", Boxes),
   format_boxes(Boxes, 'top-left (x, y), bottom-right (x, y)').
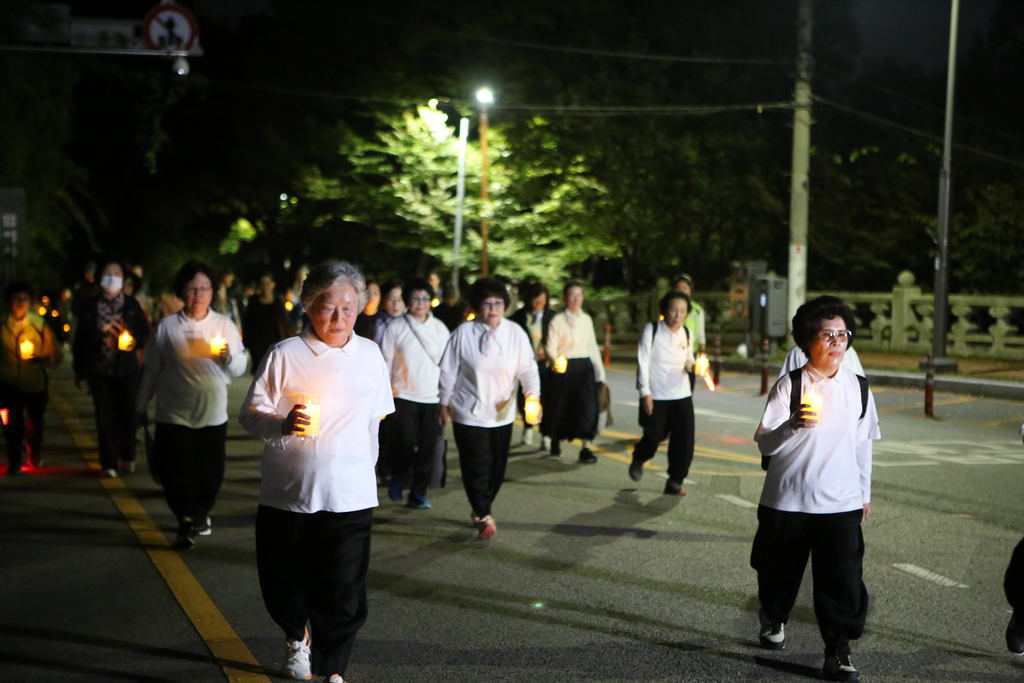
top-left (438, 277), bottom-right (541, 539)
top-left (1, 282), bottom-right (62, 475)
top-left (509, 281), bottom-right (554, 447)
top-left (629, 291), bottom-right (696, 495)
top-left (750, 296), bottom-right (880, 682)
top-left (137, 261), bottom-right (247, 549)
top-left (72, 259), bottom-right (151, 478)
top-left (541, 281), bottom-right (605, 463)
top-left (379, 278), bottom-right (450, 509)
top-left (243, 273), bottom-right (294, 374)
top-left (240, 260), bottom-right (394, 683)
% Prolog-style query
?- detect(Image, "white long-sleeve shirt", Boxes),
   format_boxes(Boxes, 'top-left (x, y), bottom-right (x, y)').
top-left (779, 345), bottom-right (865, 378)
top-left (544, 310), bottom-right (606, 383)
top-left (379, 313), bottom-right (450, 403)
top-left (238, 328), bottom-right (395, 514)
top-left (754, 365), bottom-right (881, 514)
top-left (439, 319), bottom-right (541, 428)
top-left (636, 321), bottom-right (696, 401)
top-left (137, 310), bottom-right (247, 428)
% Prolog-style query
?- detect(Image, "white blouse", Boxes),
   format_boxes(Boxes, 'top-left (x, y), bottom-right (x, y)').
top-left (239, 328), bottom-right (395, 514)
top-left (544, 310), bottom-right (606, 383)
top-left (137, 310), bottom-right (247, 428)
top-left (438, 319), bottom-right (541, 428)
top-left (754, 366), bottom-right (881, 515)
top-left (379, 313), bottom-right (450, 404)
top-left (636, 321), bottom-right (696, 401)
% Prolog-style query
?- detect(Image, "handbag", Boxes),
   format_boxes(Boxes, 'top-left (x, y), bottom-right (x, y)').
top-left (144, 424), bottom-right (161, 485)
top-left (429, 436), bottom-right (447, 489)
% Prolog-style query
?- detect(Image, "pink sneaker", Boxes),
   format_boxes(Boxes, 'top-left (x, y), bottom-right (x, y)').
top-left (477, 515), bottom-right (497, 539)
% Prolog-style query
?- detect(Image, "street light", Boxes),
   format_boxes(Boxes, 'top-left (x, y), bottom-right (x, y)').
top-left (477, 88), bottom-right (493, 276)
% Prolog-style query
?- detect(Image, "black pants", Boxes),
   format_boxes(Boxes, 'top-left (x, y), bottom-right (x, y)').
top-left (1006, 535), bottom-right (1024, 614)
top-left (452, 422), bottom-right (513, 518)
top-left (89, 374), bottom-right (139, 470)
top-left (541, 358), bottom-right (598, 442)
top-left (632, 397), bottom-right (694, 483)
top-left (388, 398), bottom-right (442, 498)
top-left (750, 506), bottom-right (868, 656)
top-left (256, 505), bottom-right (372, 678)
top-left (154, 422), bottom-right (227, 524)
top-left (0, 381), bottom-right (47, 469)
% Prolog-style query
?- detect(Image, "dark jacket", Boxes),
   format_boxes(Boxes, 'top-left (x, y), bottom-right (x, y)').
top-left (509, 306), bottom-right (555, 358)
top-left (72, 294), bottom-right (151, 378)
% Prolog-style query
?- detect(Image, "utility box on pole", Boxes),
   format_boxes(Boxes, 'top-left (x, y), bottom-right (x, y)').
top-left (751, 276), bottom-right (789, 342)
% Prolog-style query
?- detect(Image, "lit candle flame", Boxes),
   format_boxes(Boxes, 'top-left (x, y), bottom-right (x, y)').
top-left (802, 384), bottom-right (823, 424)
top-left (118, 330), bottom-right (133, 351)
top-left (19, 339), bottom-right (34, 360)
top-left (466, 312), bottom-right (476, 321)
top-left (554, 356), bottom-right (568, 374)
top-left (524, 395), bottom-right (541, 425)
top-left (210, 332), bottom-right (227, 356)
top-left (37, 306), bottom-right (46, 316)
top-left (431, 298), bottom-right (440, 308)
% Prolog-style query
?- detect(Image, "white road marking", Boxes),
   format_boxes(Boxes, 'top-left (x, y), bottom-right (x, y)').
top-left (893, 564), bottom-right (969, 588)
top-left (873, 461), bottom-right (941, 468)
top-left (715, 494), bottom-right (757, 508)
top-left (695, 408), bottom-right (758, 423)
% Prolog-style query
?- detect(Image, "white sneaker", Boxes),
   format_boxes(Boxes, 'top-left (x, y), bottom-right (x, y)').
top-left (282, 630), bottom-right (312, 680)
top-left (103, 468), bottom-right (119, 479)
top-left (521, 428), bottom-right (534, 446)
top-left (758, 609), bottom-right (785, 650)
top-left (541, 436), bottom-right (552, 452)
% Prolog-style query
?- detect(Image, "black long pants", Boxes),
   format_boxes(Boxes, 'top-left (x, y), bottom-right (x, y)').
top-left (388, 398), bottom-right (442, 499)
top-left (256, 505), bottom-right (372, 678)
top-left (154, 422), bottom-right (227, 524)
top-left (89, 374), bottom-right (139, 470)
top-left (452, 422), bottom-right (513, 518)
top-left (541, 358), bottom-right (598, 442)
top-left (631, 397), bottom-right (694, 483)
top-left (750, 506), bottom-right (868, 656)
top-left (0, 381), bottom-right (47, 469)
top-left (1006, 535), bottom-right (1024, 613)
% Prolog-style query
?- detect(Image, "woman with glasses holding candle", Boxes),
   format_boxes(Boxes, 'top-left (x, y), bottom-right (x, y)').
top-left (136, 261), bottom-right (247, 549)
top-left (438, 277), bottom-right (541, 539)
top-left (630, 290), bottom-right (696, 495)
top-left (751, 296), bottom-right (880, 683)
top-left (240, 260), bottom-right (394, 683)
top-left (1, 282), bottom-right (62, 475)
top-left (72, 258), bottom-right (151, 478)
top-left (541, 281), bottom-right (605, 463)
top-left (379, 277), bottom-right (450, 509)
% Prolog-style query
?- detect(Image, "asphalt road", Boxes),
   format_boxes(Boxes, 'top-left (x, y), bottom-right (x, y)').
top-left (2, 362), bottom-right (1023, 682)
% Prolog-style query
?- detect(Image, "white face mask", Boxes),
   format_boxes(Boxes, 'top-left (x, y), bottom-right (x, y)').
top-left (100, 275), bottom-right (123, 293)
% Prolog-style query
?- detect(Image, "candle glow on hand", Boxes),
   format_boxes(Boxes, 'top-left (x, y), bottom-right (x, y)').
top-left (524, 395), bottom-right (541, 425)
top-left (554, 356), bottom-right (568, 374)
top-left (118, 330), bottom-right (133, 351)
top-left (210, 333), bottom-right (227, 356)
top-left (19, 339), bottom-right (34, 360)
top-left (802, 384), bottom-right (823, 424)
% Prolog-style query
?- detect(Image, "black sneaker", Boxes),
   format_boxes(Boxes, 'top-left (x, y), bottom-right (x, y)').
top-left (550, 440), bottom-right (561, 457)
top-left (173, 523), bottom-right (196, 550)
top-left (577, 448), bottom-right (597, 464)
top-left (1008, 613), bottom-right (1024, 655)
top-left (758, 609), bottom-right (785, 650)
top-left (628, 461), bottom-right (643, 482)
top-left (663, 479), bottom-right (686, 496)
top-left (822, 653), bottom-right (860, 682)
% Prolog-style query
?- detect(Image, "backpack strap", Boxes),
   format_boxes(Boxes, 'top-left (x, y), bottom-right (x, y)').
top-left (765, 368), bottom-right (804, 472)
top-left (857, 374), bottom-right (869, 420)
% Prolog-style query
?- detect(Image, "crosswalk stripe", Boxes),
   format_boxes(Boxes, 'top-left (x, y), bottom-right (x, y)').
top-left (893, 563), bottom-right (969, 588)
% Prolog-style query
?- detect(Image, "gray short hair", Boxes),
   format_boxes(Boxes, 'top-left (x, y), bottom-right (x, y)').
top-left (300, 260), bottom-right (367, 311)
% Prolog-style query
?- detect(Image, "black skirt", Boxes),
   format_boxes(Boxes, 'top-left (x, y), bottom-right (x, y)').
top-left (541, 357), bottom-right (599, 441)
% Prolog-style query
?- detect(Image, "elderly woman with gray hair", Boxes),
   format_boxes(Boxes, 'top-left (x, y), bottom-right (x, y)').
top-left (240, 260), bottom-right (395, 683)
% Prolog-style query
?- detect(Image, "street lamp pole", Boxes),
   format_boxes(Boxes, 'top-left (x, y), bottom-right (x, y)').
top-left (477, 88), bottom-right (493, 276)
top-left (927, 0), bottom-right (960, 373)
top-left (452, 117), bottom-right (469, 298)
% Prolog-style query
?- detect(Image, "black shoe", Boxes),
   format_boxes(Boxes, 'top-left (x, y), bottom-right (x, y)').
top-left (5, 465), bottom-right (25, 476)
top-left (822, 653), bottom-right (860, 682)
top-left (173, 524), bottom-right (196, 550)
top-left (758, 609), bottom-right (785, 650)
top-left (194, 516), bottom-right (212, 537)
top-left (1008, 613), bottom-right (1024, 655)
top-left (577, 448), bottom-right (597, 464)
top-left (663, 479), bottom-right (686, 496)
top-left (550, 440), bottom-right (561, 457)
top-left (628, 461), bottom-right (643, 482)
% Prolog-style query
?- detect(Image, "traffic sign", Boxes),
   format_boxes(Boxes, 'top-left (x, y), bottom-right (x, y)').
top-left (143, 3), bottom-right (198, 52)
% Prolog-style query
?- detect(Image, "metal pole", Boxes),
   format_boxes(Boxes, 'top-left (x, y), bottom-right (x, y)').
top-left (603, 323), bottom-right (612, 368)
top-left (925, 353), bottom-right (936, 418)
top-left (760, 337), bottom-right (771, 396)
top-left (713, 333), bottom-right (721, 387)
top-left (479, 108), bottom-right (490, 277)
top-left (451, 118), bottom-right (469, 298)
top-left (787, 0), bottom-right (813, 333)
top-left (931, 0), bottom-right (960, 371)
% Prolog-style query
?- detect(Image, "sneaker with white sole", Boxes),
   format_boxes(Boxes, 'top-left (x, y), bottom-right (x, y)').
top-left (541, 436), bottom-right (551, 452)
top-left (103, 468), bottom-right (119, 479)
top-left (521, 428), bottom-right (534, 446)
top-left (283, 630), bottom-right (312, 680)
top-left (822, 653), bottom-right (860, 682)
top-left (194, 516), bottom-right (212, 536)
top-left (758, 609), bottom-right (785, 650)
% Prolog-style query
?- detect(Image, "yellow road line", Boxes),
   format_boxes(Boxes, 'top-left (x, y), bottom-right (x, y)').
top-left (984, 415), bottom-right (1024, 428)
top-left (53, 392), bottom-right (270, 683)
top-left (879, 396), bottom-right (972, 414)
top-left (596, 429), bottom-right (762, 468)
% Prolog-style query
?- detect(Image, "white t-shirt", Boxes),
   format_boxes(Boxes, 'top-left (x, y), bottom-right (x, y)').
top-left (779, 345), bottom-right (864, 378)
top-left (636, 321), bottom-right (696, 401)
top-left (754, 365), bottom-right (881, 514)
top-left (544, 310), bottom-right (606, 383)
top-left (239, 328), bottom-right (395, 514)
top-left (137, 310), bottom-right (247, 428)
top-left (379, 313), bottom-right (450, 404)
top-left (439, 319), bottom-right (541, 428)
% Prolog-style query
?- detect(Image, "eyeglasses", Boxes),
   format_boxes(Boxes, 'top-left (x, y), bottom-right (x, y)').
top-left (186, 286), bottom-right (213, 295)
top-left (817, 330), bottom-right (853, 343)
top-left (410, 297), bottom-right (432, 304)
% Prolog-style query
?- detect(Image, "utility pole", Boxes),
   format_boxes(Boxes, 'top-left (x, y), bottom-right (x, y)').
top-left (925, 0), bottom-right (960, 373)
top-left (787, 0), bottom-right (813, 328)
top-left (479, 107), bottom-right (490, 277)
top-left (451, 118), bottom-right (469, 297)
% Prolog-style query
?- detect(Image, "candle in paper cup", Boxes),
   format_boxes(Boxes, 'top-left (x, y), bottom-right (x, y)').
top-left (524, 395), bottom-right (541, 425)
top-left (694, 353), bottom-right (709, 377)
top-left (118, 330), bottom-right (133, 351)
top-left (299, 393), bottom-right (321, 439)
top-left (210, 332), bottom-right (227, 356)
top-left (554, 356), bottom-right (568, 374)
top-left (801, 383), bottom-right (823, 424)
top-left (19, 339), bottom-right (34, 360)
